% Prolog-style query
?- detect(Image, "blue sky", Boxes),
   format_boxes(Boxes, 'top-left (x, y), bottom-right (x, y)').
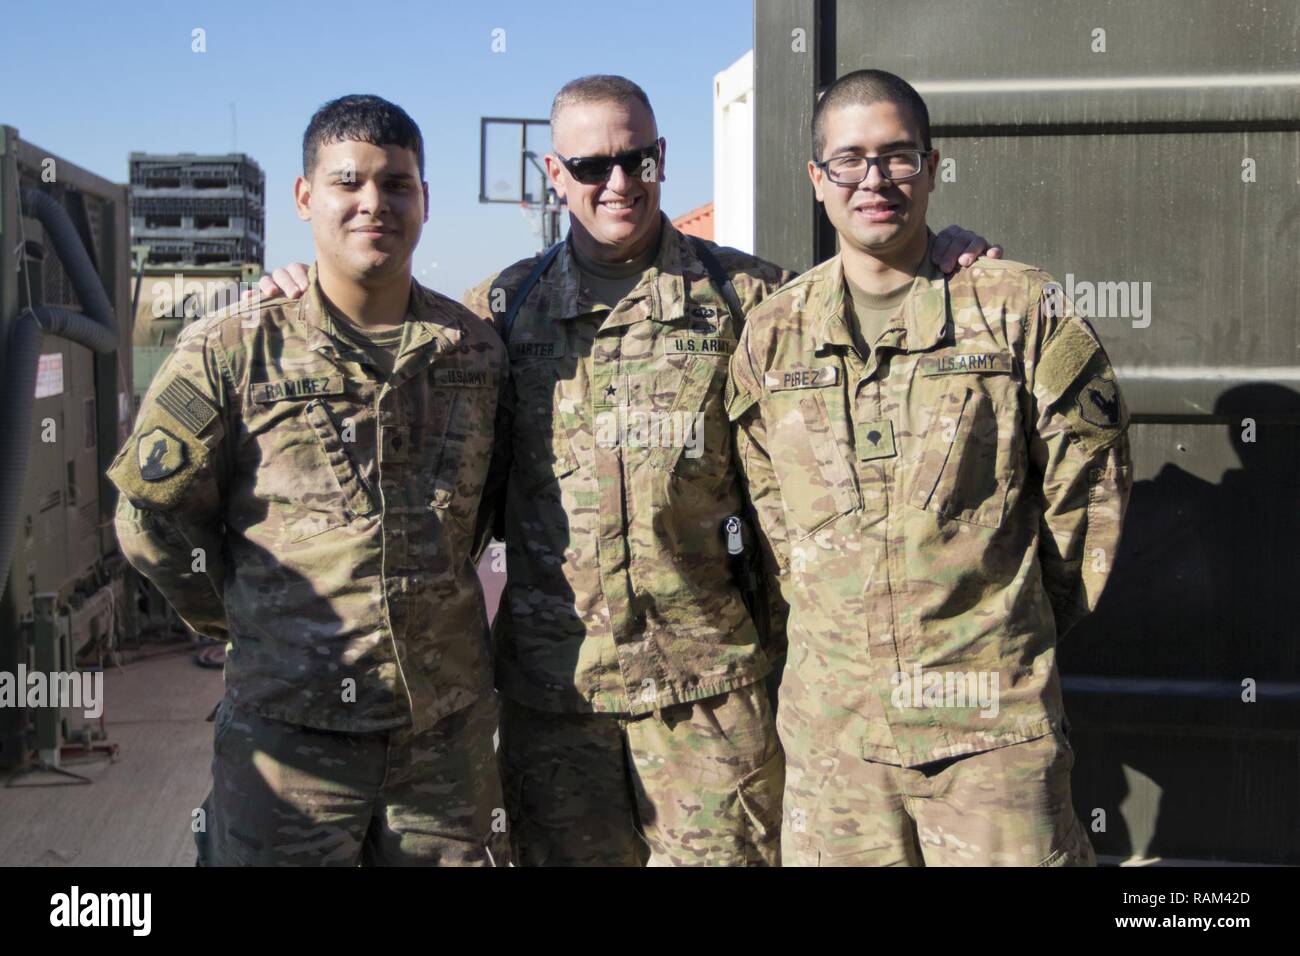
top-left (0, 0), bottom-right (753, 296)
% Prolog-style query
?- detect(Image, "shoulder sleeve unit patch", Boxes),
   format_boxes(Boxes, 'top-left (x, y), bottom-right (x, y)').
top-left (1077, 374), bottom-right (1122, 429)
top-left (137, 427), bottom-right (187, 481)
top-left (1038, 318), bottom-right (1128, 453)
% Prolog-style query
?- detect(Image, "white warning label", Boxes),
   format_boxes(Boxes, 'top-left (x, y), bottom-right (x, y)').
top-left (35, 353), bottom-right (64, 399)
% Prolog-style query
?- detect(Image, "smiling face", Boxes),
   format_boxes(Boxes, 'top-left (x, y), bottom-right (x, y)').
top-left (546, 98), bottom-right (665, 262)
top-left (294, 139), bottom-right (428, 286)
top-left (809, 100), bottom-right (939, 264)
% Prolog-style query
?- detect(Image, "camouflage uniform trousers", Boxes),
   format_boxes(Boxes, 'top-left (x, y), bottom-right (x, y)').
top-left (500, 680), bottom-right (784, 866)
top-left (197, 692), bottom-right (510, 866)
top-left (781, 717), bottom-right (1095, 867)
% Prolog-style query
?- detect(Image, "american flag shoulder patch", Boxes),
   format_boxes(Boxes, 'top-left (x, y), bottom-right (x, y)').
top-left (157, 377), bottom-right (218, 435)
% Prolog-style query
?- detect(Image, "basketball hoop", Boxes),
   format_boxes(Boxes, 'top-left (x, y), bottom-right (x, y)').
top-left (480, 116), bottom-right (559, 251)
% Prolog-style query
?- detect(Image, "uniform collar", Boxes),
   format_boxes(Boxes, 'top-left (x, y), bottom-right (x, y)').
top-left (544, 213), bottom-right (691, 328)
top-left (810, 233), bottom-right (948, 355)
top-left (298, 262), bottom-right (463, 359)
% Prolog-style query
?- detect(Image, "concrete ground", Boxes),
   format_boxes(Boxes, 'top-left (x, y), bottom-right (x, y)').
top-left (0, 556), bottom-right (507, 867)
top-left (0, 648), bottom-right (223, 866)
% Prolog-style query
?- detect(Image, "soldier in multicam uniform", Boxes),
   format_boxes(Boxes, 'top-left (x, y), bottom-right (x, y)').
top-left (728, 70), bottom-right (1132, 866)
top-left (109, 95), bottom-right (510, 866)
top-left (261, 76), bottom-right (995, 866)
top-left (462, 77), bottom-right (791, 867)
top-left (462, 76), bottom-right (1003, 867)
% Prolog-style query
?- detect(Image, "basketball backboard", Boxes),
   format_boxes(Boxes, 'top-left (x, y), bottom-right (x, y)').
top-left (479, 116), bottom-right (564, 248)
top-left (479, 117), bottom-right (552, 204)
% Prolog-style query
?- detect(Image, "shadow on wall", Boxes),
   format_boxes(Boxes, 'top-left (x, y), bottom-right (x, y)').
top-left (1061, 383), bottom-right (1300, 864)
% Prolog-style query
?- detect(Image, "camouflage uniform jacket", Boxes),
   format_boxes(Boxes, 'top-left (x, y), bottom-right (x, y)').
top-left (464, 217), bottom-right (794, 714)
top-left (727, 251), bottom-right (1132, 766)
top-left (109, 267), bottom-right (507, 734)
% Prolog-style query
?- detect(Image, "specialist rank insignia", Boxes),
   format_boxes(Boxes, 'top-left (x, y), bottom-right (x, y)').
top-left (138, 428), bottom-right (186, 481)
top-left (855, 418), bottom-right (897, 461)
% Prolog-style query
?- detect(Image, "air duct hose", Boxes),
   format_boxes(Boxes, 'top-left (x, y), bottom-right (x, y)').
top-left (0, 187), bottom-right (120, 591)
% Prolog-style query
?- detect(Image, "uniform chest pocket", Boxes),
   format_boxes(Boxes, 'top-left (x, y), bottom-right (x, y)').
top-left (648, 354), bottom-right (730, 482)
top-left (425, 381), bottom-right (499, 516)
top-left (768, 388), bottom-right (860, 539)
top-left (244, 398), bottom-right (373, 543)
top-left (907, 379), bottom-right (1022, 529)
top-left (303, 399), bottom-right (378, 519)
top-left (511, 360), bottom-right (580, 492)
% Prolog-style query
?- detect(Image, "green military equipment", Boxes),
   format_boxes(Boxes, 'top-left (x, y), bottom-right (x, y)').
top-left (0, 125), bottom-right (132, 773)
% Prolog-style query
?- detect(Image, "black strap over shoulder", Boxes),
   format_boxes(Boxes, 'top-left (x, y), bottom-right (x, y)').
top-left (687, 236), bottom-right (746, 326)
top-left (501, 242), bottom-right (564, 344)
top-left (692, 237), bottom-right (767, 658)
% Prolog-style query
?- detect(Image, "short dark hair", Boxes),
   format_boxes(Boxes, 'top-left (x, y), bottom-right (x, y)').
top-left (550, 75), bottom-right (657, 131)
top-left (811, 69), bottom-right (931, 160)
top-left (302, 94), bottom-right (425, 179)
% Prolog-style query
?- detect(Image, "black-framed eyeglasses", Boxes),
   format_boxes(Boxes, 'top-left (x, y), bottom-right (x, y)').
top-left (554, 142), bottom-right (662, 185)
top-left (813, 149), bottom-right (932, 184)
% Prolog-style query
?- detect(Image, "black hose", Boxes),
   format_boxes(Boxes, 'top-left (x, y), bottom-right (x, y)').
top-left (0, 188), bottom-right (120, 591)
top-left (18, 189), bottom-right (118, 351)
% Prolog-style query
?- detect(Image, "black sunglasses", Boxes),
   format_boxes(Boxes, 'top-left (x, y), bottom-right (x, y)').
top-left (554, 142), bottom-right (662, 185)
